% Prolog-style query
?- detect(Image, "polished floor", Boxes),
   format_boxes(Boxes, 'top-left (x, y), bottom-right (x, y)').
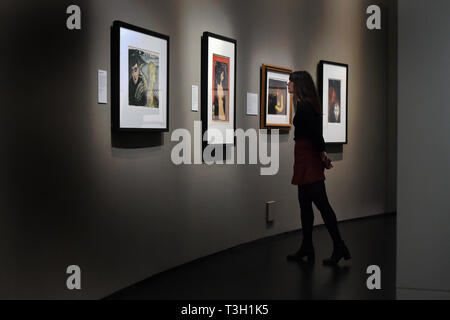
top-left (106, 213), bottom-right (396, 300)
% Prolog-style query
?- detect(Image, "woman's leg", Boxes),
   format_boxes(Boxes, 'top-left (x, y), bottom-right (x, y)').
top-left (287, 185), bottom-right (316, 261)
top-left (304, 180), bottom-right (351, 265)
top-left (307, 180), bottom-right (342, 246)
top-left (298, 185), bottom-right (314, 247)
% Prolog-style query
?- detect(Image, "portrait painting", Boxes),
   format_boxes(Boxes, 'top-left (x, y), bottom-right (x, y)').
top-left (201, 32), bottom-right (236, 148)
top-left (260, 64), bottom-right (292, 129)
top-left (268, 79), bottom-right (288, 116)
top-left (328, 79), bottom-right (341, 123)
top-left (318, 60), bottom-right (348, 144)
top-left (128, 48), bottom-right (160, 108)
top-left (112, 21), bottom-right (169, 131)
top-left (212, 54), bottom-right (230, 122)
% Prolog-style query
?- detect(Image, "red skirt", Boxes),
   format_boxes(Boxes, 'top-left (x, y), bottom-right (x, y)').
top-left (291, 139), bottom-right (325, 185)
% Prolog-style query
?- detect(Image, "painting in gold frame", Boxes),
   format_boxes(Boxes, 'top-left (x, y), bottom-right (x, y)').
top-left (260, 64), bottom-right (293, 129)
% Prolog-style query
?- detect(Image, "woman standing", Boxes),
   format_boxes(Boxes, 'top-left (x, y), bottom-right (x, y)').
top-left (286, 71), bottom-right (351, 266)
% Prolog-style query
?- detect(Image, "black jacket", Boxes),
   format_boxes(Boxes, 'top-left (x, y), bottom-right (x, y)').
top-left (293, 100), bottom-right (326, 152)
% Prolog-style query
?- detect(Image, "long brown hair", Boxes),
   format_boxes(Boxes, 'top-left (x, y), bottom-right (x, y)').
top-left (289, 71), bottom-right (322, 115)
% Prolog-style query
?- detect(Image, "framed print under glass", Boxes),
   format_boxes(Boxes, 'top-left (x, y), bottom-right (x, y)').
top-left (201, 32), bottom-right (236, 146)
top-left (112, 21), bottom-right (169, 131)
top-left (260, 64), bottom-right (293, 129)
top-left (318, 60), bottom-right (348, 144)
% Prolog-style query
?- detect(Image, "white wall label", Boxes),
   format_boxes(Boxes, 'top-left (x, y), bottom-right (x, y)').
top-left (192, 85), bottom-right (199, 112)
top-left (246, 92), bottom-right (258, 116)
top-left (98, 70), bottom-right (108, 104)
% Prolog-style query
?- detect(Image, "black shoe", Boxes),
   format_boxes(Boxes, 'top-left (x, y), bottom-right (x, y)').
top-left (323, 241), bottom-right (351, 266)
top-left (287, 244), bottom-right (315, 262)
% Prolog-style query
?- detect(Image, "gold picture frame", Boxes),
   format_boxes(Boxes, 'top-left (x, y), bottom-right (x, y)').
top-left (260, 64), bottom-right (293, 130)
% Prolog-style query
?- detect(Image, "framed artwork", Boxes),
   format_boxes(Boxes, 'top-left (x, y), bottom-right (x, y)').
top-left (318, 60), bottom-right (348, 144)
top-left (111, 21), bottom-right (169, 131)
top-left (260, 64), bottom-right (293, 129)
top-left (201, 32), bottom-right (237, 146)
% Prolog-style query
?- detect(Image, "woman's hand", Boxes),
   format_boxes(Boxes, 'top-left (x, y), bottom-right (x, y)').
top-left (321, 151), bottom-right (334, 169)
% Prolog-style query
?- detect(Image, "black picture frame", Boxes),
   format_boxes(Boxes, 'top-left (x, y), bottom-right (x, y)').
top-left (317, 60), bottom-right (349, 144)
top-left (201, 32), bottom-right (237, 158)
top-left (111, 20), bottom-right (170, 132)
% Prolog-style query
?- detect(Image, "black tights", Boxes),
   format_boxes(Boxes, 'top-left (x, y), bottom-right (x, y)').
top-left (298, 181), bottom-right (342, 247)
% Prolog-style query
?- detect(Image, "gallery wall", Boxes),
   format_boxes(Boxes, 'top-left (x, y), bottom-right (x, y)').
top-left (0, 0), bottom-right (396, 299)
top-left (397, 0), bottom-right (450, 299)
